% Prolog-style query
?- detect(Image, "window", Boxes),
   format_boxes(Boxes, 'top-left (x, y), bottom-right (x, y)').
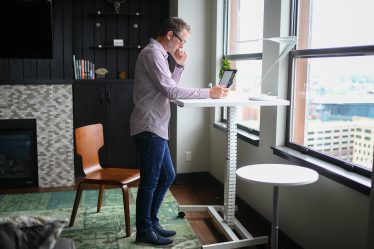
top-left (222, 0), bottom-right (264, 133)
top-left (288, 0), bottom-right (374, 175)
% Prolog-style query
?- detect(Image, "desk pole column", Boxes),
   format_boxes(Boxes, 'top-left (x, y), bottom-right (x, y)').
top-left (224, 106), bottom-right (237, 227)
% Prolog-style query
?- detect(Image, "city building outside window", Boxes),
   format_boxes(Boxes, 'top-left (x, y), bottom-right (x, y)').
top-left (288, 0), bottom-right (374, 175)
top-left (223, 0), bottom-right (264, 133)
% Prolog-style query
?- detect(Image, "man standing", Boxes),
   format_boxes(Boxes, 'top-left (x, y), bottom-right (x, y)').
top-left (130, 17), bottom-right (228, 247)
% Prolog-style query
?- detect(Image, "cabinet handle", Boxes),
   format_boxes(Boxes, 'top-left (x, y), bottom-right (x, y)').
top-left (107, 91), bottom-right (111, 103)
top-left (99, 90), bottom-right (105, 103)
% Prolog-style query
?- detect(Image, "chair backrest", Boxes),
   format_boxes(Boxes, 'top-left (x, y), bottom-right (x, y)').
top-left (75, 123), bottom-right (104, 175)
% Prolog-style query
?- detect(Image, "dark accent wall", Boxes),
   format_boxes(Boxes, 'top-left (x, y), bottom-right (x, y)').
top-left (0, 0), bottom-right (169, 84)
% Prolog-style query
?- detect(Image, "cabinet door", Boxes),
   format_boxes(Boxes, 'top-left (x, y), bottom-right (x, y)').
top-left (73, 83), bottom-right (106, 176)
top-left (73, 83), bottom-right (106, 127)
top-left (105, 83), bottom-right (137, 168)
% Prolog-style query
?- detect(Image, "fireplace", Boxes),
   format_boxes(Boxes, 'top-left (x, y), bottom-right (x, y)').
top-left (0, 119), bottom-right (38, 188)
top-left (0, 84), bottom-right (74, 187)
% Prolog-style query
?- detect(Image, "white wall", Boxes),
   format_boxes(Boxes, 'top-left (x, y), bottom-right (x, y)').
top-left (171, 0), bottom-right (370, 248)
top-left (170, 0), bottom-right (213, 174)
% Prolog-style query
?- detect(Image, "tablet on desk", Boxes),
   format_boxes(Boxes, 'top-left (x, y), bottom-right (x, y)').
top-left (219, 69), bottom-right (237, 88)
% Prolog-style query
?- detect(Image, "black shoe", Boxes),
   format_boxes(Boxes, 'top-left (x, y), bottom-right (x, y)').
top-left (153, 224), bottom-right (177, 238)
top-left (135, 228), bottom-right (174, 247)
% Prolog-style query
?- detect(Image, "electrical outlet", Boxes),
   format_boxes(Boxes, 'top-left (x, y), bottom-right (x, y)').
top-left (185, 151), bottom-right (192, 162)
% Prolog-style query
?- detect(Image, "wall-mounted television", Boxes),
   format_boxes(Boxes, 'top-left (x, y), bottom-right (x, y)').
top-left (0, 0), bottom-right (53, 58)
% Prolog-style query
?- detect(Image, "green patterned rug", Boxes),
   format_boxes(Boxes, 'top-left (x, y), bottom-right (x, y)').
top-left (0, 188), bottom-right (201, 249)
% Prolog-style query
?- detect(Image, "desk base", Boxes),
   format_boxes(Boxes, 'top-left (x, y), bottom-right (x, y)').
top-left (179, 205), bottom-right (268, 249)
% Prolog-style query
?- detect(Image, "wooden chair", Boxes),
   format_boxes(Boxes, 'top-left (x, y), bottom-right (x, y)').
top-left (69, 123), bottom-right (140, 237)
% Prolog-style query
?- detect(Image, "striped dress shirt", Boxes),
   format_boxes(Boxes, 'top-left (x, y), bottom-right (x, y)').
top-left (130, 38), bottom-right (209, 140)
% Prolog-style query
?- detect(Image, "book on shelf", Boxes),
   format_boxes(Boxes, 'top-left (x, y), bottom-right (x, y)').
top-left (72, 55), bottom-right (95, 80)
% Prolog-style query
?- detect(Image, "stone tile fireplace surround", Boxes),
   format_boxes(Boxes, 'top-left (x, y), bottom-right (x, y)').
top-left (0, 85), bottom-right (74, 187)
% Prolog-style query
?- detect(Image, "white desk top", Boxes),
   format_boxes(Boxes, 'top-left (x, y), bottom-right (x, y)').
top-left (236, 164), bottom-right (319, 186)
top-left (171, 94), bottom-right (289, 108)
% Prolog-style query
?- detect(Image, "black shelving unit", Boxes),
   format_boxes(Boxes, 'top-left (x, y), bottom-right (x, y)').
top-left (73, 0), bottom-right (157, 80)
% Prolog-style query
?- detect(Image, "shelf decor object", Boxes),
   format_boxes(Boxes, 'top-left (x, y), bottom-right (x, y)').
top-left (113, 39), bottom-right (124, 46)
top-left (95, 68), bottom-right (108, 79)
top-left (107, 0), bottom-right (128, 13)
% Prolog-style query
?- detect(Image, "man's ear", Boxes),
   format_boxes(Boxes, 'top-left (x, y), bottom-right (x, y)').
top-left (166, 31), bottom-right (173, 41)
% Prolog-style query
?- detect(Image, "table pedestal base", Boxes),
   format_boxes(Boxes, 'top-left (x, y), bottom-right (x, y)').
top-left (179, 205), bottom-right (268, 249)
top-left (272, 186), bottom-right (279, 249)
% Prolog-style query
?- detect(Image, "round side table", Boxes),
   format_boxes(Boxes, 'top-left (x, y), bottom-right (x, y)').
top-left (236, 164), bottom-right (319, 249)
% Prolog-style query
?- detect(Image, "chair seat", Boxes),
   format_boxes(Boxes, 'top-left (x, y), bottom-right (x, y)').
top-left (85, 168), bottom-right (140, 185)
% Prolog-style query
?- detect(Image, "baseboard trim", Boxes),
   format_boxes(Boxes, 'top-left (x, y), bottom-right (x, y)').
top-left (174, 171), bottom-right (213, 184)
top-left (175, 171), bottom-right (303, 249)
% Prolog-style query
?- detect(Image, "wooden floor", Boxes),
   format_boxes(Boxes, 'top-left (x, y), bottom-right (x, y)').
top-left (0, 180), bottom-right (271, 249)
top-left (170, 181), bottom-right (269, 249)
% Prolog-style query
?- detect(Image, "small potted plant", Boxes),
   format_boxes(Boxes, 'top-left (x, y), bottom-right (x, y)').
top-left (219, 57), bottom-right (231, 79)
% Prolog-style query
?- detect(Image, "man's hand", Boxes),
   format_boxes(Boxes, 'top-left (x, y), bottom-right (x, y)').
top-left (173, 48), bottom-right (188, 66)
top-left (209, 85), bottom-right (229, 99)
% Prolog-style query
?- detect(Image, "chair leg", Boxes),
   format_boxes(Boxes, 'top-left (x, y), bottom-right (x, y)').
top-left (69, 181), bottom-right (84, 227)
top-left (121, 185), bottom-right (131, 237)
top-left (97, 184), bottom-right (105, 213)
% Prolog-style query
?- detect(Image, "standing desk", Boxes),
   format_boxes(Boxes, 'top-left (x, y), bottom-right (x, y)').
top-left (171, 96), bottom-right (289, 249)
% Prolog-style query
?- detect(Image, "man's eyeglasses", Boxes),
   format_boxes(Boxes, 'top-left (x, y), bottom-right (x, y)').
top-left (172, 31), bottom-right (187, 45)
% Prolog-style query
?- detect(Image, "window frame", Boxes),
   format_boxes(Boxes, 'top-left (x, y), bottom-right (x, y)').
top-left (221, 0), bottom-right (263, 135)
top-left (286, 0), bottom-right (374, 178)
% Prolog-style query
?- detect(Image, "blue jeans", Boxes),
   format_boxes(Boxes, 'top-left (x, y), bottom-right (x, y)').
top-left (133, 132), bottom-right (176, 232)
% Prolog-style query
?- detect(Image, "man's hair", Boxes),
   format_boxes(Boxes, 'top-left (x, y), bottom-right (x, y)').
top-left (157, 17), bottom-right (191, 37)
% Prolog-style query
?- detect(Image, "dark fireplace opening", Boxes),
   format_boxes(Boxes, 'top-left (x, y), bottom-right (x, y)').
top-left (0, 119), bottom-right (38, 188)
